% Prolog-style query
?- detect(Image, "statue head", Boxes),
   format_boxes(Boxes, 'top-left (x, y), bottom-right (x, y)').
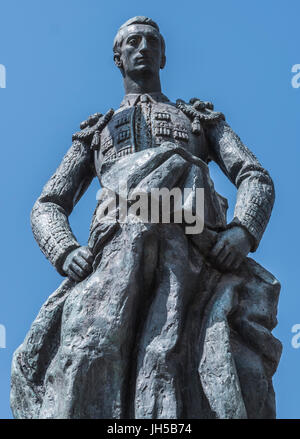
top-left (113, 16), bottom-right (166, 79)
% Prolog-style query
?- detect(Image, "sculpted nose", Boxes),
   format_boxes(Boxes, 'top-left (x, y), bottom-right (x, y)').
top-left (139, 37), bottom-right (149, 53)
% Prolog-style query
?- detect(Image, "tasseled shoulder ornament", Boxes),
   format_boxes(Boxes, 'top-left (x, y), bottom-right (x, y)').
top-left (72, 109), bottom-right (115, 150)
top-left (176, 98), bottom-right (225, 135)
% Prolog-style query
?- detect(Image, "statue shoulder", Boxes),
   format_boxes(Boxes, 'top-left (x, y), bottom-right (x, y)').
top-left (72, 109), bottom-right (114, 150)
top-left (176, 97), bottom-right (225, 134)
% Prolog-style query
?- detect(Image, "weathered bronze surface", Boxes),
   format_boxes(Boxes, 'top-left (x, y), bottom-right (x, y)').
top-left (10, 16), bottom-right (281, 419)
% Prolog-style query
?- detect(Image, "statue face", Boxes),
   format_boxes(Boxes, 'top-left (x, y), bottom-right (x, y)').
top-left (116, 24), bottom-right (163, 77)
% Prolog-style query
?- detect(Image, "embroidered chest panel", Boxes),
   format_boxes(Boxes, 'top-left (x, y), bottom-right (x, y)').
top-left (97, 101), bottom-right (207, 163)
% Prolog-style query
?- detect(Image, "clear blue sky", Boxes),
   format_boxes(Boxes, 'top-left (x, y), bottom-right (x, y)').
top-left (0, 0), bottom-right (299, 419)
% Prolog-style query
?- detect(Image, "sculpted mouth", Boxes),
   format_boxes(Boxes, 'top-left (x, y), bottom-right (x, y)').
top-left (136, 57), bottom-right (150, 63)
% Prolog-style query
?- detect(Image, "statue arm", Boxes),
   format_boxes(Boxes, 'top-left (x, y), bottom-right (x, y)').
top-left (31, 139), bottom-right (95, 275)
top-left (205, 119), bottom-right (275, 251)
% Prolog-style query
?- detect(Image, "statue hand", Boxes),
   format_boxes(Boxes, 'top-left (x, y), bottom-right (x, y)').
top-left (209, 226), bottom-right (252, 272)
top-left (62, 246), bottom-right (94, 282)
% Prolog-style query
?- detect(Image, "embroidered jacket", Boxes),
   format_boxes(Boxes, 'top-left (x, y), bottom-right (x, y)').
top-left (31, 93), bottom-right (274, 274)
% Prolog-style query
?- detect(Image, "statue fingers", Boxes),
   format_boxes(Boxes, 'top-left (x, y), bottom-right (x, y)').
top-left (215, 245), bottom-right (230, 266)
top-left (67, 267), bottom-right (83, 282)
top-left (210, 239), bottom-right (225, 259)
top-left (222, 252), bottom-right (236, 271)
top-left (73, 254), bottom-right (93, 273)
top-left (69, 261), bottom-right (87, 279)
top-left (78, 247), bottom-right (94, 263)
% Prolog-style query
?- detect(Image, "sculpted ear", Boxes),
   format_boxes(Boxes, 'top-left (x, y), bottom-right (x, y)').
top-left (114, 54), bottom-right (122, 69)
top-left (160, 54), bottom-right (166, 70)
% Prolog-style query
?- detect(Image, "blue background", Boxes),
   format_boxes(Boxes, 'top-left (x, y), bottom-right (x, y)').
top-left (0, 0), bottom-right (299, 419)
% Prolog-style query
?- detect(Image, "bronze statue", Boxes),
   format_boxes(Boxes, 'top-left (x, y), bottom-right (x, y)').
top-left (11, 16), bottom-right (281, 419)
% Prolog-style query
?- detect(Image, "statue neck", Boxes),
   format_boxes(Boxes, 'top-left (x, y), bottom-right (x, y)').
top-left (123, 74), bottom-right (162, 95)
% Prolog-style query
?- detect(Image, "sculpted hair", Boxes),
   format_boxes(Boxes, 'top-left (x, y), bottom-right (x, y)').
top-left (113, 16), bottom-right (166, 65)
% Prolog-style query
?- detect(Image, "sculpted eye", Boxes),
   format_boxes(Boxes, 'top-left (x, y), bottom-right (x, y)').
top-left (128, 37), bottom-right (138, 46)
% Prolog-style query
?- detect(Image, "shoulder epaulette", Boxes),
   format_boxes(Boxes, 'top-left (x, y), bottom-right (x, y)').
top-left (176, 98), bottom-right (225, 134)
top-left (72, 109), bottom-right (114, 150)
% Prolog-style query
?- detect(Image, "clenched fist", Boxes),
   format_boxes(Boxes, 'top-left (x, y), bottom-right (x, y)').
top-left (62, 246), bottom-right (94, 282)
top-left (209, 226), bottom-right (253, 272)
